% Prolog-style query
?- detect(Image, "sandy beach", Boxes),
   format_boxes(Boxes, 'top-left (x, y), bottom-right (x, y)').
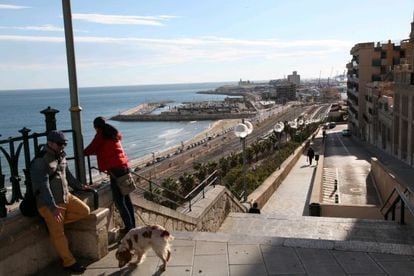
top-left (129, 119), bottom-right (239, 168)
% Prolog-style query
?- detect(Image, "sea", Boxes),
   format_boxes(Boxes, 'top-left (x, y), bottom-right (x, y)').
top-left (0, 82), bottom-right (233, 165)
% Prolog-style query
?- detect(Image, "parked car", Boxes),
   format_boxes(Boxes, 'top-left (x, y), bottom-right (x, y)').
top-left (341, 129), bottom-right (351, 137)
top-left (328, 122), bottom-right (336, 129)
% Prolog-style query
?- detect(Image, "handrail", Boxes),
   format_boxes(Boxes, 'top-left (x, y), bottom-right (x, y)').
top-left (130, 170), bottom-right (220, 212)
top-left (184, 170), bottom-right (218, 200)
top-left (381, 187), bottom-right (414, 224)
top-left (131, 171), bottom-right (186, 201)
top-left (132, 184), bottom-right (181, 207)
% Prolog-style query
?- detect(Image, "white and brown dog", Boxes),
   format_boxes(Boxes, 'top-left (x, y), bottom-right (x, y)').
top-left (115, 225), bottom-right (174, 271)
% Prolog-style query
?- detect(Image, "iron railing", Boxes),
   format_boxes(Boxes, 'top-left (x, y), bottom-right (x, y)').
top-left (380, 187), bottom-right (414, 224)
top-left (0, 107), bottom-right (98, 218)
top-left (132, 170), bottom-right (220, 212)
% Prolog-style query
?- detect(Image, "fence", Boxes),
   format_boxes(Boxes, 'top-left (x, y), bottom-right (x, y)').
top-left (0, 106), bottom-right (97, 217)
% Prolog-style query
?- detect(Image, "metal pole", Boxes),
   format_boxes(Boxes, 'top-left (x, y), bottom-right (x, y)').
top-left (62, 0), bottom-right (86, 183)
top-left (242, 137), bottom-right (247, 202)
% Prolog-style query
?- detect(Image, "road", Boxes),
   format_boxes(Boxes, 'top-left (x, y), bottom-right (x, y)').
top-left (323, 124), bottom-right (379, 205)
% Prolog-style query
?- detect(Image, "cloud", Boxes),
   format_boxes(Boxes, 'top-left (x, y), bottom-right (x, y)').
top-left (0, 25), bottom-right (63, 32)
top-left (0, 4), bottom-right (29, 9)
top-left (72, 13), bottom-right (178, 26)
top-left (0, 34), bottom-right (353, 70)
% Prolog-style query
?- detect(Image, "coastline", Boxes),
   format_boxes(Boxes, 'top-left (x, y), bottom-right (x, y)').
top-left (129, 119), bottom-right (239, 168)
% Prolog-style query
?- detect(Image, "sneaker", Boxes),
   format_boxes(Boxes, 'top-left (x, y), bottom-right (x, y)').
top-left (64, 262), bottom-right (86, 273)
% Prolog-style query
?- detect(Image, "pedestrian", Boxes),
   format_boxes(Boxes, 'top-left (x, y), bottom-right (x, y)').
top-left (84, 116), bottom-right (136, 235)
top-left (31, 130), bottom-right (91, 273)
top-left (248, 202), bottom-right (261, 214)
top-left (307, 146), bottom-right (315, 166)
top-left (322, 130), bottom-right (326, 142)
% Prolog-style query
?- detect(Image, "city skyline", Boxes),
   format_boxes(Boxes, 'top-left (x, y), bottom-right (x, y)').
top-left (0, 0), bottom-right (413, 90)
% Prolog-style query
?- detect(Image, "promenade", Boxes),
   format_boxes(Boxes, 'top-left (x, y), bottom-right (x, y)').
top-left (40, 128), bottom-right (414, 275)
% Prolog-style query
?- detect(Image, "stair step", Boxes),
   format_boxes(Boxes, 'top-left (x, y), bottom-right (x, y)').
top-left (218, 213), bottom-right (414, 251)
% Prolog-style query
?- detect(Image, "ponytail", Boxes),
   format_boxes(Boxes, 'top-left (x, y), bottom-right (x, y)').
top-left (93, 116), bottom-right (119, 140)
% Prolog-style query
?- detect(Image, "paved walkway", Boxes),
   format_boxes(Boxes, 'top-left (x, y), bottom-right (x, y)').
top-left (261, 152), bottom-right (316, 216)
top-left (40, 231), bottom-right (414, 276)
top-left (40, 129), bottom-right (414, 275)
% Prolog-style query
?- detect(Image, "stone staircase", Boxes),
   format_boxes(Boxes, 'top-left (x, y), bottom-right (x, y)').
top-left (218, 212), bottom-right (414, 255)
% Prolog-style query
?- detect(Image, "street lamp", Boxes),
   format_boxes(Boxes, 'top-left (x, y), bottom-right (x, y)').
top-left (234, 120), bottom-right (253, 202)
top-left (274, 122), bottom-right (285, 148)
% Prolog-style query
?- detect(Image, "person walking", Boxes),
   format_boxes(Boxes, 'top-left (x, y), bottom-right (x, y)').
top-left (248, 202), bottom-right (261, 214)
top-left (84, 117), bottom-right (136, 234)
top-left (307, 146), bottom-right (315, 166)
top-left (31, 130), bottom-right (91, 273)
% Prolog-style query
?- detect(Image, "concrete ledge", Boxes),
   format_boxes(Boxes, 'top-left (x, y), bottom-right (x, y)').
top-left (0, 207), bottom-right (109, 275)
top-left (66, 207), bottom-right (109, 261)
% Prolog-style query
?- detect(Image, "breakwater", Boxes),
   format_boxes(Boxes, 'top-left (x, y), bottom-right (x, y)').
top-left (111, 112), bottom-right (255, 122)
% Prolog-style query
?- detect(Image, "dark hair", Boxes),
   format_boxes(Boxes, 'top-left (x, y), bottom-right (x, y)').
top-left (253, 202), bottom-right (258, 208)
top-left (93, 116), bottom-right (119, 140)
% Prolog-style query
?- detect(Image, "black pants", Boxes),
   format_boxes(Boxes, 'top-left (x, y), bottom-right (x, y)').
top-left (109, 167), bottom-right (136, 231)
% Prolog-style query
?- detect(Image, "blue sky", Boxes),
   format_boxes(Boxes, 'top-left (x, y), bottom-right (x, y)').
top-left (0, 0), bottom-right (413, 90)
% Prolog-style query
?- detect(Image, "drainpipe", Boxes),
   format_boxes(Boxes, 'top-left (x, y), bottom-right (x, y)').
top-left (62, 0), bottom-right (86, 183)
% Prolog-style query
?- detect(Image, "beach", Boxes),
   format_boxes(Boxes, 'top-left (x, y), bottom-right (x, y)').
top-left (129, 119), bottom-right (239, 168)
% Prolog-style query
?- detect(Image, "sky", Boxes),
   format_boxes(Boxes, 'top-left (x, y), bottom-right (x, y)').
top-left (0, 0), bottom-right (413, 90)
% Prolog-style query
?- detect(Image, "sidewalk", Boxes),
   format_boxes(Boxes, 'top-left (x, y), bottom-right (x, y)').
top-left (39, 129), bottom-right (414, 275)
top-left (39, 231), bottom-right (414, 276)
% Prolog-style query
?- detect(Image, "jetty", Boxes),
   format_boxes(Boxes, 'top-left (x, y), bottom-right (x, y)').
top-left (111, 98), bottom-right (257, 122)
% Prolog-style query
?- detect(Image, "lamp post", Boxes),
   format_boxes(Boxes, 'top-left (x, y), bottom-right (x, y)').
top-left (62, 0), bottom-right (86, 183)
top-left (234, 120), bottom-right (253, 202)
top-left (274, 122), bottom-right (285, 149)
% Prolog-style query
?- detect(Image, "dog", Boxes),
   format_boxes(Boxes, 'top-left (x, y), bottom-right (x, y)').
top-left (115, 225), bottom-right (174, 271)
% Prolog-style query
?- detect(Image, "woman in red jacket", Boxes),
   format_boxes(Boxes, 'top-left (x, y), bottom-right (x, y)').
top-left (84, 117), bottom-right (136, 233)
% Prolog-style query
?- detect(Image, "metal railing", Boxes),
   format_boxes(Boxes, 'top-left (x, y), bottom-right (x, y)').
top-left (131, 170), bottom-right (220, 212)
top-left (0, 107), bottom-right (99, 218)
top-left (380, 187), bottom-right (414, 224)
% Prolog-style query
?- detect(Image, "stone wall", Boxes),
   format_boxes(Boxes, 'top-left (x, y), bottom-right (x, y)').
top-left (126, 185), bottom-right (245, 233)
top-left (0, 180), bottom-right (244, 274)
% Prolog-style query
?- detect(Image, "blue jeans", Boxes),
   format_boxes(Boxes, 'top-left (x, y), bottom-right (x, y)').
top-left (110, 167), bottom-right (136, 231)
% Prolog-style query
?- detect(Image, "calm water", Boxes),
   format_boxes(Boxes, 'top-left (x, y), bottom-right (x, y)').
top-left (0, 82), bottom-right (232, 162)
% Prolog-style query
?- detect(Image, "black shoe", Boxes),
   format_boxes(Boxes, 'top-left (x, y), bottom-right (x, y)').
top-left (64, 262), bottom-right (86, 273)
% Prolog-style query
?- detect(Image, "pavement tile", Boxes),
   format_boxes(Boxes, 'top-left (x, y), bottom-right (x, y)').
top-left (377, 261), bottom-right (414, 276)
top-left (332, 251), bottom-right (385, 274)
top-left (228, 244), bottom-right (263, 265)
top-left (296, 248), bottom-right (347, 276)
top-left (195, 241), bottom-right (227, 255)
top-left (192, 254), bottom-right (228, 276)
top-left (162, 266), bottom-right (192, 276)
top-left (369, 252), bottom-right (413, 262)
top-left (260, 245), bottom-right (305, 274)
top-left (229, 264), bottom-right (268, 276)
top-left (169, 245), bottom-right (195, 266)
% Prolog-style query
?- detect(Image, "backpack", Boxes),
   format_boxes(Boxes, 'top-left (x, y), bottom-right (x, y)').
top-left (19, 149), bottom-right (57, 217)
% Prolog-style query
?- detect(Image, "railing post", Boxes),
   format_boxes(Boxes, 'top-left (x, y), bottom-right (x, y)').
top-left (400, 200), bottom-right (405, 225)
top-left (188, 199), bottom-right (192, 212)
top-left (0, 135), bottom-right (6, 217)
top-left (40, 106), bottom-right (59, 133)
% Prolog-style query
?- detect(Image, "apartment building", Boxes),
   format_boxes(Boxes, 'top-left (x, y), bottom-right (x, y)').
top-left (347, 41), bottom-right (407, 139)
top-left (347, 17), bottom-right (414, 167)
top-left (287, 71), bottom-right (300, 86)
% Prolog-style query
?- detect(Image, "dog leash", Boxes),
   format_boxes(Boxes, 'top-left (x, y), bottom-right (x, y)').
top-left (135, 211), bottom-right (149, 226)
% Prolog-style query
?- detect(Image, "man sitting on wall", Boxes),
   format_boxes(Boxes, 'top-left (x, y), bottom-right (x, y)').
top-left (31, 131), bottom-right (91, 273)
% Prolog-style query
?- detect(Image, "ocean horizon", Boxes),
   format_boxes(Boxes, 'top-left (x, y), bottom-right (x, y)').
top-left (0, 82), bottom-right (235, 164)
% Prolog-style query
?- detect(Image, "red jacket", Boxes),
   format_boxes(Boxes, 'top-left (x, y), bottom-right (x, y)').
top-left (84, 129), bottom-right (129, 172)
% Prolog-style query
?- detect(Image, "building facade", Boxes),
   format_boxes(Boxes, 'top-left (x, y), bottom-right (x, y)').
top-left (347, 17), bottom-right (414, 167)
top-left (287, 71), bottom-right (300, 86)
